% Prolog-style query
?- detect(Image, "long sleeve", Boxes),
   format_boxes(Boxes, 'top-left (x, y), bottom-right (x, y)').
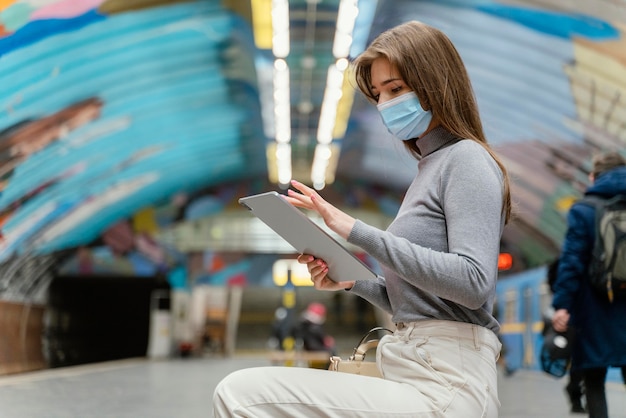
top-left (346, 130), bottom-right (504, 332)
top-left (552, 203), bottom-right (594, 311)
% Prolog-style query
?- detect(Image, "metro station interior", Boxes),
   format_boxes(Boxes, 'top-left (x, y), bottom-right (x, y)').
top-left (0, 0), bottom-right (625, 416)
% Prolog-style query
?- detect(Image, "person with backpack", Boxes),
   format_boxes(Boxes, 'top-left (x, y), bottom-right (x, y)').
top-left (551, 151), bottom-right (626, 418)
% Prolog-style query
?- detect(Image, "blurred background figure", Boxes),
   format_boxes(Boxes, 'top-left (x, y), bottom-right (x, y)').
top-left (551, 151), bottom-right (626, 417)
top-left (547, 258), bottom-right (586, 413)
top-left (294, 302), bottom-right (336, 360)
top-left (267, 307), bottom-right (294, 351)
top-left (492, 301), bottom-right (516, 377)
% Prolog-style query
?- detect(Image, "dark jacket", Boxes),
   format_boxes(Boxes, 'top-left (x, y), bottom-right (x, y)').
top-left (294, 319), bottom-right (334, 354)
top-left (552, 166), bottom-right (626, 370)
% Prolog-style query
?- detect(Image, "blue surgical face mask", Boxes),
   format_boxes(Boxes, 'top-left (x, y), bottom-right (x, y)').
top-left (376, 91), bottom-right (433, 140)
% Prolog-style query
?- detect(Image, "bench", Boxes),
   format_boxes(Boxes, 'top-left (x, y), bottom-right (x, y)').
top-left (268, 350), bottom-right (331, 368)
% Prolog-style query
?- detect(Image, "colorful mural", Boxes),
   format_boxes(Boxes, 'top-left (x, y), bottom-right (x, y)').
top-left (1, 0), bottom-right (625, 295)
top-left (0, 0), bottom-right (266, 266)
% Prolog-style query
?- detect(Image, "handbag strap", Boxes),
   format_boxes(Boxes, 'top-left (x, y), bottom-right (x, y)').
top-left (349, 326), bottom-right (393, 361)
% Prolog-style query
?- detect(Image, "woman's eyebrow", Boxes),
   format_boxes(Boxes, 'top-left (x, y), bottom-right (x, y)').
top-left (371, 77), bottom-right (402, 91)
top-left (381, 77), bottom-right (402, 86)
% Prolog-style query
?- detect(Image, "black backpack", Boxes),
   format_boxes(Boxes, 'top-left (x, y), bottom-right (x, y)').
top-left (580, 194), bottom-right (626, 302)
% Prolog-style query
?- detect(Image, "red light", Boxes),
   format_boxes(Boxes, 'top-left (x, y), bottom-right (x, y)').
top-left (498, 253), bottom-right (513, 271)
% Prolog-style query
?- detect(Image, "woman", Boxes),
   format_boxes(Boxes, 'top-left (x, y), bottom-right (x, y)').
top-left (213, 20), bottom-right (511, 417)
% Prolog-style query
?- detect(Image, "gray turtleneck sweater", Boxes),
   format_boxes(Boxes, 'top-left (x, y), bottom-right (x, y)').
top-left (348, 126), bottom-right (505, 333)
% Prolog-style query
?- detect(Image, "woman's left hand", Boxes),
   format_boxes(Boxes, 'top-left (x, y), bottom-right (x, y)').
top-left (284, 180), bottom-right (356, 240)
top-left (297, 254), bottom-right (355, 291)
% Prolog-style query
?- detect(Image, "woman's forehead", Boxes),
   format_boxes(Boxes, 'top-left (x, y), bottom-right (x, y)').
top-left (370, 57), bottom-right (402, 88)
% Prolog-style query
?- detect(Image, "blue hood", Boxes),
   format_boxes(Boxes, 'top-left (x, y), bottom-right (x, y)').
top-left (586, 166), bottom-right (626, 198)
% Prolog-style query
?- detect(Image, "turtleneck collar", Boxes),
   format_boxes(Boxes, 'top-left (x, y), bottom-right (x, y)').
top-left (415, 125), bottom-right (459, 158)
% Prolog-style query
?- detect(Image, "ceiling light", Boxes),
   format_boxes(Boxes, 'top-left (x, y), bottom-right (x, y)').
top-left (273, 58), bottom-right (291, 144)
top-left (298, 101), bottom-right (314, 114)
top-left (272, 0), bottom-right (290, 58)
top-left (336, 57), bottom-right (349, 71)
top-left (301, 55), bottom-right (316, 69)
top-left (333, 0), bottom-right (358, 58)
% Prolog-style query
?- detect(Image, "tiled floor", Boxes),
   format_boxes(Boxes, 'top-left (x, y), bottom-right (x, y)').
top-left (0, 355), bottom-right (625, 418)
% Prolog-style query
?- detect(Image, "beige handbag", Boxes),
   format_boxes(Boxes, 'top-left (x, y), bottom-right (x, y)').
top-left (328, 327), bottom-right (392, 378)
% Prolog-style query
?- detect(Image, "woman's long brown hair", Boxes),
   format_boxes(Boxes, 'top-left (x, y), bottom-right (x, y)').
top-left (353, 21), bottom-right (512, 223)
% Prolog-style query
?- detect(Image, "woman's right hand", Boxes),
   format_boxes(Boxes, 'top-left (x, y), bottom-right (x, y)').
top-left (285, 180), bottom-right (356, 240)
top-left (297, 254), bottom-right (354, 291)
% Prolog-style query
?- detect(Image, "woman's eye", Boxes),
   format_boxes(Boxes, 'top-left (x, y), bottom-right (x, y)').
top-left (391, 86), bottom-right (403, 94)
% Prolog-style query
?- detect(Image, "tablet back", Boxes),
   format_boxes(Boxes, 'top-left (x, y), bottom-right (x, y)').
top-left (239, 191), bottom-right (377, 282)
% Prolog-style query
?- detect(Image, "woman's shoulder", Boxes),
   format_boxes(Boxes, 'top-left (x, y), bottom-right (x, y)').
top-left (443, 139), bottom-right (498, 171)
top-left (448, 138), bottom-right (486, 153)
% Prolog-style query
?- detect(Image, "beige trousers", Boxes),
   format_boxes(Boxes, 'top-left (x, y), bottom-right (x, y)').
top-left (213, 320), bottom-right (502, 417)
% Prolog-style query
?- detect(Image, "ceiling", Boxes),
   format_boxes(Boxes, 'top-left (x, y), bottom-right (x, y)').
top-left (0, 0), bottom-right (625, 290)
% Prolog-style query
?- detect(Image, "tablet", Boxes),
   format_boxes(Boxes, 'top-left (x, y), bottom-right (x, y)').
top-left (239, 191), bottom-right (378, 282)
